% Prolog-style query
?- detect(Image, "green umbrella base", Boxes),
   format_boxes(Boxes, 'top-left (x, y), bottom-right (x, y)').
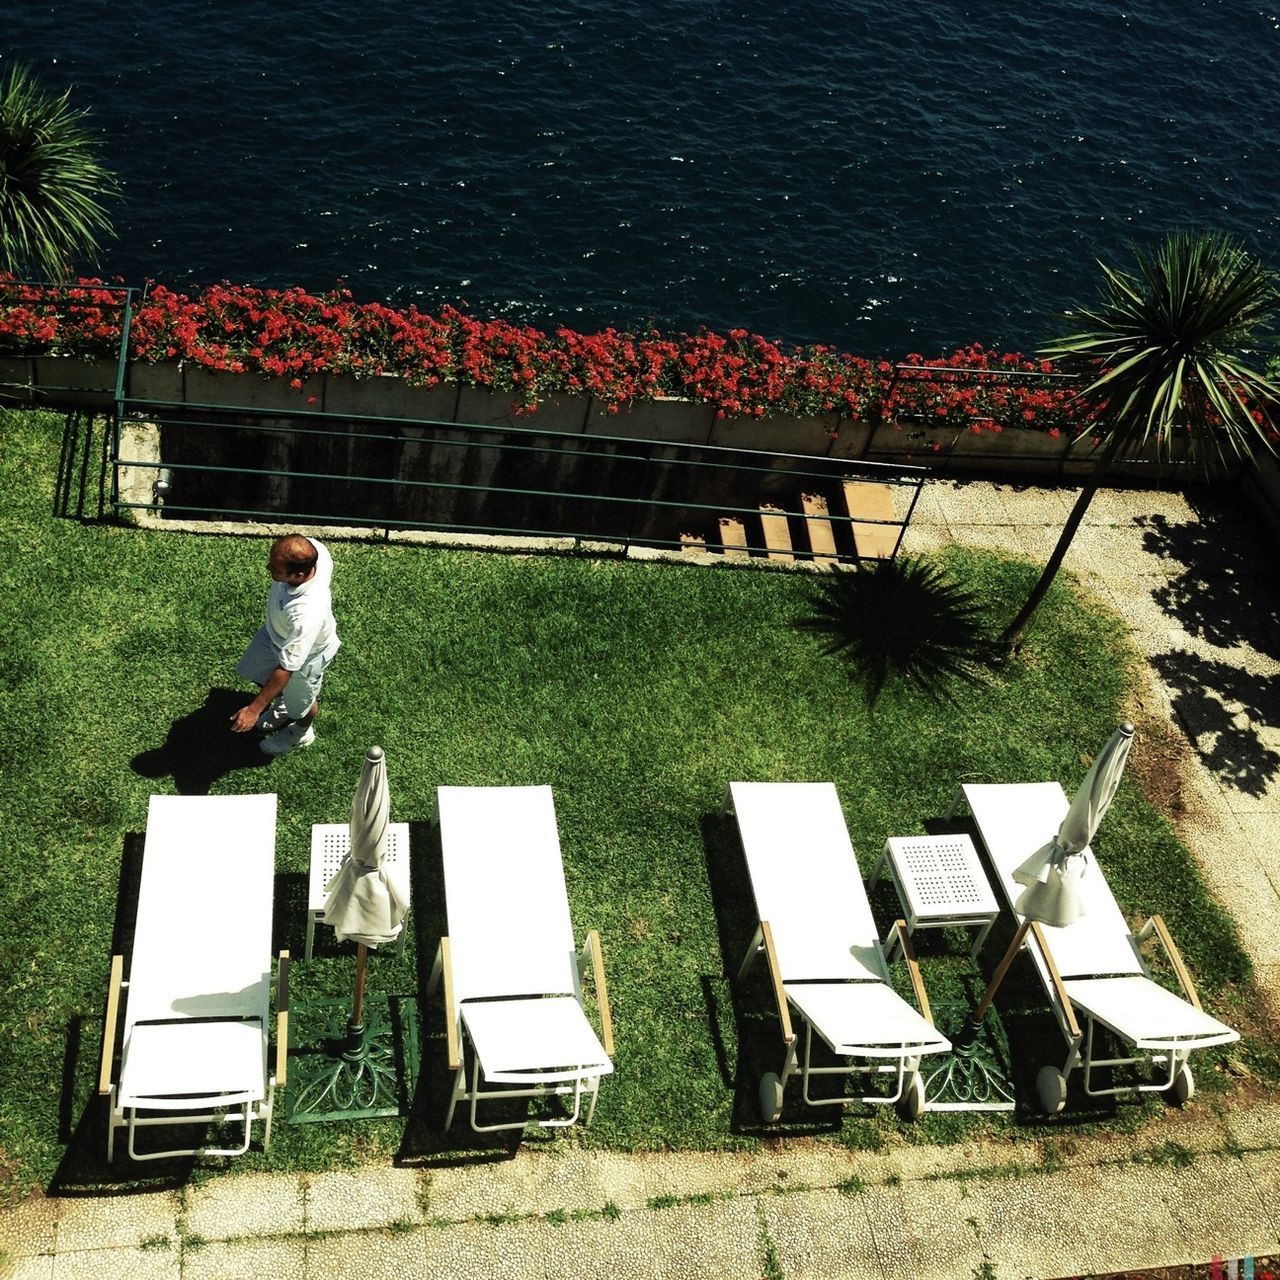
top-left (285, 991), bottom-right (419, 1124)
top-left (922, 1000), bottom-right (1016, 1112)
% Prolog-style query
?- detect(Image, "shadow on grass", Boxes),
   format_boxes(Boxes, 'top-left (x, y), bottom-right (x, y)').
top-left (48, 832), bottom-right (203, 1195)
top-left (700, 810), bottom-right (846, 1138)
top-left (395, 818), bottom-right (525, 1166)
top-left (130, 688), bottom-right (273, 795)
top-left (54, 410), bottom-right (110, 523)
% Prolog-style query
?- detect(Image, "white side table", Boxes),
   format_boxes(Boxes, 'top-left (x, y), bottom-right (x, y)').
top-left (306, 822), bottom-right (412, 962)
top-left (871, 833), bottom-right (999, 959)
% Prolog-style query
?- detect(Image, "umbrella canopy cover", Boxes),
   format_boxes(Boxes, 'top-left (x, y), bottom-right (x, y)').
top-left (323, 746), bottom-right (410, 947)
top-left (1013, 723), bottom-right (1135, 928)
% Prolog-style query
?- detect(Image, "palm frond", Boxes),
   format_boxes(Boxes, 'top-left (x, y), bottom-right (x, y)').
top-left (0, 62), bottom-right (118, 280)
top-left (1042, 231), bottom-right (1280, 465)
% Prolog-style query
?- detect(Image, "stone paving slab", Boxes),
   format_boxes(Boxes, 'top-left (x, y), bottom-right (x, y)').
top-left (304, 1167), bottom-right (425, 1234)
top-left (49, 1244), bottom-right (180, 1280)
top-left (181, 1235), bottom-right (305, 1280)
top-left (0, 1194), bottom-right (57, 1263)
top-left (1160, 1152), bottom-right (1274, 1261)
top-left (759, 1185), bottom-right (891, 1280)
top-left (642, 1198), bottom-right (765, 1280)
top-left (53, 1191), bottom-right (178, 1254)
top-left (183, 1173), bottom-right (304, 1242)
top-left (0, 1255), bottom-right (54, 1280)
top-left (399, 1213), bottom-right (555, 1280)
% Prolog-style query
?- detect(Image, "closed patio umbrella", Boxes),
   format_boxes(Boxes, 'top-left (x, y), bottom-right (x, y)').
top-left (290, 746), bottom-right (415, 1122)
top-left (323, 745), bottom-right (409, 1033)
top-left (971, 722), bottom-right (1135, 1023)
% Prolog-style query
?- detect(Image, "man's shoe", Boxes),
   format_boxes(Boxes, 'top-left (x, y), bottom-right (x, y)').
top-left (260, 722), bottom-right (316, 756)
top-left (254, 700), bottom-right (290, 733)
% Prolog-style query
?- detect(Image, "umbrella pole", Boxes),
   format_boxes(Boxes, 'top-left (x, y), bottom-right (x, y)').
top-left (970, 919), bottom-right (1031, 1027)
top-left (344, 943), bottom-right (368, 1057)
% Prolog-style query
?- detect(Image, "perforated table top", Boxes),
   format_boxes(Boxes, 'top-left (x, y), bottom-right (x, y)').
top-left (882, 833), bottom-right (999, 922)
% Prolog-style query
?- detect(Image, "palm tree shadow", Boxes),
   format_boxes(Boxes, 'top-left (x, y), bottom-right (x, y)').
top-left (1134, 498), bottom-right (1280, 796)
top-left (130, 688), bottom-right (272, 795)
top-left (1138, 502), bottom-right (1280, 660)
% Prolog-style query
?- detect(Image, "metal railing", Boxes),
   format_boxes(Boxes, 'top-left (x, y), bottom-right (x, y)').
top-left (112, 401), bottom-right (926, 562)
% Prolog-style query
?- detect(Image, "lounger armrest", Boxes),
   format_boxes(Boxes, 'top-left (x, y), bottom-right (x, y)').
top-left (1028, 922), bottom-right (1082, 1041)
top-left (1139, 915), bottom-right (1203, 1010)
top-left (98, 954), bottom-right (124, 1096)
top-left (891, 920), bottom-right (934, 1026)
top-left (581, 930), bottom-right (616, 1058)
top-left (760, 921), bottom-right (795, 1046)
top-left (275, 950), bottom-right (290, 1088)
top-left (439, 936), bottom-right (461, 1071)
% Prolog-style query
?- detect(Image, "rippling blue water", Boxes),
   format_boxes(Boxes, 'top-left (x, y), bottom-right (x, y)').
top-left (9, 1), bottom-right (1280, 354)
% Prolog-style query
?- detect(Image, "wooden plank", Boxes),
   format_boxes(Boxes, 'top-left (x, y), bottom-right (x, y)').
top-left (758, 504), bottom-right (793, 561)
top-left (583, 929), bottom-right (615, 1057)
top-left (717, 516), bottom-right (750, 558)
top-left (799, 492), bottom-right (839, 563)
top-left (761, 921), bottom-right (795, 1045)
top-left (440, 936), bottom-right (461, 1071)
top-left (276, 950), bottom-right (289, 1087)
top-left (679, 532), bottom-right (706, 553)
top-left (98, 954), bottom-right (124, 1096)
top-left (842, 480), bottom-right (899, 559)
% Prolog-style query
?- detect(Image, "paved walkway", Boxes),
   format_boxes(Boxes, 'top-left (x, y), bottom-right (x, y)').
top-left (3, 479), bottom-right (1278, 1280)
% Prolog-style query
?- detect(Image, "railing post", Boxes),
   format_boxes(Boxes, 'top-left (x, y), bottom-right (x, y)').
top-left (109, 288), bottom-right (136, 519)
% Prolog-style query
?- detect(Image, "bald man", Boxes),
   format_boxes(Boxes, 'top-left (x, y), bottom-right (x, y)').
top-left (231, 534), bottom-right (341, 756)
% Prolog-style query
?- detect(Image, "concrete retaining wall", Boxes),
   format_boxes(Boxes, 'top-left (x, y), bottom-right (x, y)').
top-left (5, 355), bottom-right (1278, 534)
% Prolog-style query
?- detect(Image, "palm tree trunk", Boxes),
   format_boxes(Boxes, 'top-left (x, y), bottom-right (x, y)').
top-left (998, 434), bottom-right (1124, 656)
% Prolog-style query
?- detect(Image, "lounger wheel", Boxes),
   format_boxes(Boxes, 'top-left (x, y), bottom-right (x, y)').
top-left (1036, 1066), bottom-right (1068, 1115)
top-left (898, 1071), bottom-right (926, 1121)
top-left (758, 1072), bottom-right (784, 1124)
top-left (1170, 1064), bottom-right (1195, 1105)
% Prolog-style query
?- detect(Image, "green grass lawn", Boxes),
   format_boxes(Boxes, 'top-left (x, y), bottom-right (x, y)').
top-left (0, 407), bottom-right (1262, 1199)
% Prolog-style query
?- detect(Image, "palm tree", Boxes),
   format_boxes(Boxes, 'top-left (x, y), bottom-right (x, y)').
top-left (1000, 230), bottom-right (1280, 655)
top-left (0, 62), bottom-right (118, 281)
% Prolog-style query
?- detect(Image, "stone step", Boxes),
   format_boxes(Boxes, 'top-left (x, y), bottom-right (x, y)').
top-left (842, 480), bottom-right (899, 559)
top-left (717, 516), bottom-right (750, 558)
top-left (799, 492), bottom-right (840, 565)
top-left (758, 504), bottom-right (794, 561)
top-left (679, 532), bottom-right (707, 553)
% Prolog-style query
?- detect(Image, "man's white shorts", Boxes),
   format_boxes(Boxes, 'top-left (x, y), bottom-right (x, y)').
top-left (236, 628), bottom-right (338, 719)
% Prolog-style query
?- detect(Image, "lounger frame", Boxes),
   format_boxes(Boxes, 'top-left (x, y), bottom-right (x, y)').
top-left (949, 782), bottom-right (1238, 1112)
top-left (99, 794), bottom-right (288, 1161)
top-left (737, 914), bottom-right (938, 1114)
top-left (429, 786), bottom-right (614, 1134)
top-left (726, 782), bottom-right (950, 1121)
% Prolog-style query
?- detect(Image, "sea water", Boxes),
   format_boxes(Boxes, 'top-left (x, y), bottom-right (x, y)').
top-left (9, 0), bottom-right (1280, 354)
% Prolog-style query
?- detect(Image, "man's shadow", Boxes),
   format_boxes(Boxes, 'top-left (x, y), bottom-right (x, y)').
top-left (130, 688), bottom-right (272, 795)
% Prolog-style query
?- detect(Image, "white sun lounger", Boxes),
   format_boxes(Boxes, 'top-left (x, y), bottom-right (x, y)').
top-left (428, 785), bottom-right (614, 1133)
top-left (951, 782), bottom-right (1239, 1113)
top-left (726, 782), bottom-right (951, 1122)
top-left (99, 793), bottom-right (288, 1161)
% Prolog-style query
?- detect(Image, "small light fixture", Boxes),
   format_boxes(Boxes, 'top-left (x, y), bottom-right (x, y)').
top-left (153, 468), bottom-right (174, 504)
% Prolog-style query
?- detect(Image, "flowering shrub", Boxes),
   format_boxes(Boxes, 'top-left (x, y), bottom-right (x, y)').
top-left (0, 274), bottom-right (1087, 430)
top-left (880, 344), bottom-right (1085, 437)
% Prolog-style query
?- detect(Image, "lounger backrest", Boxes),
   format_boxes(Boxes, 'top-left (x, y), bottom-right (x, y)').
top-left (127, 794), bottom-right (276, 1027)
top-left (963, 782), bottom-right (1144, 979)
top-left (438, 785), bottom-right (580, 1005)
top-left (730, 782), bottom-right (885, 983)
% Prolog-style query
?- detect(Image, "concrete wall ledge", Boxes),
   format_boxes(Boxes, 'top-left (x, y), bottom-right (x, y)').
top-left (6, 355), bottom-right (1278, 538)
